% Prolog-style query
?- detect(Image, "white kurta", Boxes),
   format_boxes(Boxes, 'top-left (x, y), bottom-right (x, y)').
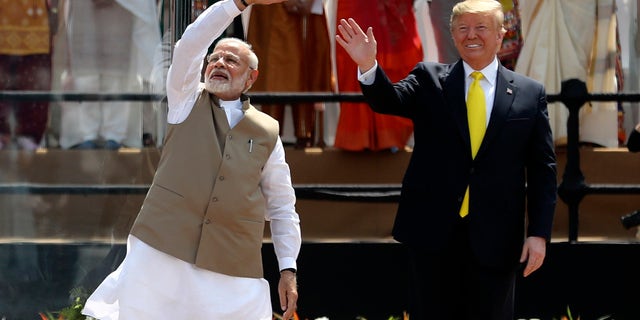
top-left (82, 236), bottom-right (274, 319)
top-left (82, 1), bottom-right (301, 318)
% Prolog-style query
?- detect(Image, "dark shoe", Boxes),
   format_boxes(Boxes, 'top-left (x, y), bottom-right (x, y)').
top-left (142, 133), bottom-right (155, 147)
top-left (294, 138), bottom-right (313, 149)
top-left (71, 140), bottom-right (98, 149)
top-left (104, 140), bottom-right (121, 150)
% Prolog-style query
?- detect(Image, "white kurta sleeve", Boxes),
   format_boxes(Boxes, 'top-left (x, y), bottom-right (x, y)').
top-left (166, 0), bottom-right (241, 124)
top-left (261, 136), bottom-right (302, 271)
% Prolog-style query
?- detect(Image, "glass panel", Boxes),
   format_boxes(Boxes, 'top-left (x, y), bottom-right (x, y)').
top-left (1, 0), bottom-right (169, 318)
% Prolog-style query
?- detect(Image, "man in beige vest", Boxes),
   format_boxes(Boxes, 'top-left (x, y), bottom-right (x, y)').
top-left (82, 0), bottom-right (300, 319)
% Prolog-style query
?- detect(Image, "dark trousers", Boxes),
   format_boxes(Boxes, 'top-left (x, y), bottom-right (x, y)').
top-left (0, 54), bottom-right (51, 143)
top-left (406, 219), bottom-right (516, 320)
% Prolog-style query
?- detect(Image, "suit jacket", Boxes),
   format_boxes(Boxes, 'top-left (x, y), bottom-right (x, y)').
top-left (360, 60), bottom-right (557, 269)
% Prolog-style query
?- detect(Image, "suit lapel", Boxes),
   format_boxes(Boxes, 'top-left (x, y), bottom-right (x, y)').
top-left (477, 65), bottom-right (516, 157)
top-left (442, 60), bottom-right (470, 147)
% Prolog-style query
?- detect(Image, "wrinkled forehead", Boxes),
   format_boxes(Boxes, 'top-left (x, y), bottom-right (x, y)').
top-left (211, 42), bottom-right (247, 58)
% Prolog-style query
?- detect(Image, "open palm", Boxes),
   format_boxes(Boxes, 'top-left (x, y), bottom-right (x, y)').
top-left (335, 18), bottom-right (378, 73)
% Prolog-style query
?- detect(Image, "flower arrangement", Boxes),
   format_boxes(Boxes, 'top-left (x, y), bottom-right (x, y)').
top-left (39, 287), bottom-right (94, 320)
top-left (42, 288), bottom-right (409, 320)
top-left (549, 305), bottom-right (613, 320)
top-left (273, 312), bottom-right (410, 320)
top-left (41, 294), bottom-right (617, 320)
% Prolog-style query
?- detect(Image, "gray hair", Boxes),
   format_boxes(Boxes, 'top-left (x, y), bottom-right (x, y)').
top-left (211, 37), bottom-right (259, 70)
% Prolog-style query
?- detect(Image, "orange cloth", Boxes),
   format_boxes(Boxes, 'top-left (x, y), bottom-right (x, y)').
top-left (246, 3), bottom-right (332, 145)
top-left (247, 4), bottom-right (332, 93)
top-left (334, 0), bottom-right (422, 151)
top-left (0, 0), bottom-right (51, 55)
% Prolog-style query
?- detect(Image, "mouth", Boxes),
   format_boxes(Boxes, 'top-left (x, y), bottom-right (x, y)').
top-left (465, 43), bottom-right (482, 49)
top-left (210, 70), bottom-right (229, 81)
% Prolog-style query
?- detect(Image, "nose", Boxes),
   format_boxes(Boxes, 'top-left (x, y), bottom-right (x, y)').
top-left (211, 57), bottom-right (225, 68)
top-left (466, 28), bottom-right (477, 39)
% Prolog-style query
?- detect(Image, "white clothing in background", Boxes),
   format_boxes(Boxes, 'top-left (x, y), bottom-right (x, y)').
top-left (516, 0), bottom-right (619, 147)
top-left (59, 0), bottom-right (160, 148)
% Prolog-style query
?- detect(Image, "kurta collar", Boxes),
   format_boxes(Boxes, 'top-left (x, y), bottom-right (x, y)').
top-left (215, 93), bottom-right (250, 113)
top-left (219, 98), bottom-right (242, 111)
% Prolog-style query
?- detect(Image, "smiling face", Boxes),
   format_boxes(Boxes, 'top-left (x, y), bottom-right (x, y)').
top-left (451, 9), bottom-right (505, 70)
top-left (204, 39), bottom-right (258, 100)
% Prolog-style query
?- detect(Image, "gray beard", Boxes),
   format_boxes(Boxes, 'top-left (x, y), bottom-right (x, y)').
top-left (205, 81), bottom-right (231, 95)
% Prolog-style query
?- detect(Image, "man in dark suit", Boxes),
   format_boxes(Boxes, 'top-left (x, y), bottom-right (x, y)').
top-left (336, 0), bottom-right (557, 319)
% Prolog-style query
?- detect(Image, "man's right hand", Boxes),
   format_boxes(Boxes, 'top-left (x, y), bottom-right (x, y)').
top-left (335, 18), bottom-right (377, 74)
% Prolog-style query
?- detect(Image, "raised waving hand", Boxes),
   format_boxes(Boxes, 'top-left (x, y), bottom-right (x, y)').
top-left (335, 18), bottom-right (378, 73)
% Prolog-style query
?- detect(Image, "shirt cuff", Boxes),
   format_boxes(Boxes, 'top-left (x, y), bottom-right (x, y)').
top-left (223, 0), bottom-right (242, 16)
top-left (358, 61), bottom-right (379, 85)
top-left (278, 257), bottom-right (297, 272)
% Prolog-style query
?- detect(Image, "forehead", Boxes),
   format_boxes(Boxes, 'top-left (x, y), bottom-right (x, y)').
top-left (213, 41), bottom-right (246, 56)
top-left (453, 12), bottom-right (494, 25)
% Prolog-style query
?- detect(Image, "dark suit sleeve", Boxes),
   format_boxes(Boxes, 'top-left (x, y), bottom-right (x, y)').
top-left (525, 83), bottom-right (557, 241)
top-left (627, 128), bottom-right (640, 152)
top-left (359, 65), bottom-right (423, 118)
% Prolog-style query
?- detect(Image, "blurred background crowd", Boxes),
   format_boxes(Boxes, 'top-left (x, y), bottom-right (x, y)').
top-left (1, 0), bottom-right (639, 152)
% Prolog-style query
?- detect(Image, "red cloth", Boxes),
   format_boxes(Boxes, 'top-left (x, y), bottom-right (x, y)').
top-left (0, 54), bottom-right (51, 143)
top-left (334, 0), bottom-right (422, 151)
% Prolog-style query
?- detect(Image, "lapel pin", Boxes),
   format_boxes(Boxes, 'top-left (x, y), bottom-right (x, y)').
top-left (506, 88), bottom-right (513, 95)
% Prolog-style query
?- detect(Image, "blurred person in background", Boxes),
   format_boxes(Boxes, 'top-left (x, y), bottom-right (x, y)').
top-left (58, 0), bottom-right (160, 150)
top-left (332, 0), bottom-right (423, 152)
top-left (0, 0), bottom-right (59, 151)
top-left (246, 0), bottom-right (333, 148)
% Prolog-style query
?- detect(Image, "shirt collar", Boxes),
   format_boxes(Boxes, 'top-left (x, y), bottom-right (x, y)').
top-left (462, 57), bottom-right (499, 86)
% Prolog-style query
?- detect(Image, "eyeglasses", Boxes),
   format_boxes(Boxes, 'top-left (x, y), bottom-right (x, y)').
top-left (207, 53), bottom-right (255, 70)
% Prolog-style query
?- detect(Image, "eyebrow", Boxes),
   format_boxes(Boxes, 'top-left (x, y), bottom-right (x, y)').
top-left (208, 52), bottom-right (241, 61)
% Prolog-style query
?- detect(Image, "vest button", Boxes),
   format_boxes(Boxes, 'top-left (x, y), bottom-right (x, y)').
top-left (204, 218), bottom-right (211, 224)
top-left (225, 154), bottom-right (231, 160)
top-left (219, 176), bottom-right (225, 181)
top-left (212, 197), bottom-right (218, 202)
top-left (228, 135), bottom-right (232, 140)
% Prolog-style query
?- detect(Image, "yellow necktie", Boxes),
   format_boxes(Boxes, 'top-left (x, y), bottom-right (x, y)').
top-left (460, 71), bottom-right (486, 217)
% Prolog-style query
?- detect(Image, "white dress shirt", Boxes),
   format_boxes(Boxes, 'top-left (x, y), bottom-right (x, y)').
top-left (358, 57), bottom-right (500, 128)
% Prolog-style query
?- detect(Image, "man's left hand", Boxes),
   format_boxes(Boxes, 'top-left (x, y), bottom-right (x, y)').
top-left (520, 236), bottom-right (547, 277)
top-left (278, 270), bottom-right (298, 319)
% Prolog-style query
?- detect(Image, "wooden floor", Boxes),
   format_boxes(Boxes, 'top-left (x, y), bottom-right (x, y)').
top-left (1, 145), bottom-right (639, 243)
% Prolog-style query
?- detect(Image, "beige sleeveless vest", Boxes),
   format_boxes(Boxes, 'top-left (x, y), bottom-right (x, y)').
top-left (131, 88), bottom-right (279, 278)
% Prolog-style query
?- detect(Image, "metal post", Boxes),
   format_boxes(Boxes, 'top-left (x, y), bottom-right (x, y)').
top-left (557, 79), bottom-right (589, 242)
